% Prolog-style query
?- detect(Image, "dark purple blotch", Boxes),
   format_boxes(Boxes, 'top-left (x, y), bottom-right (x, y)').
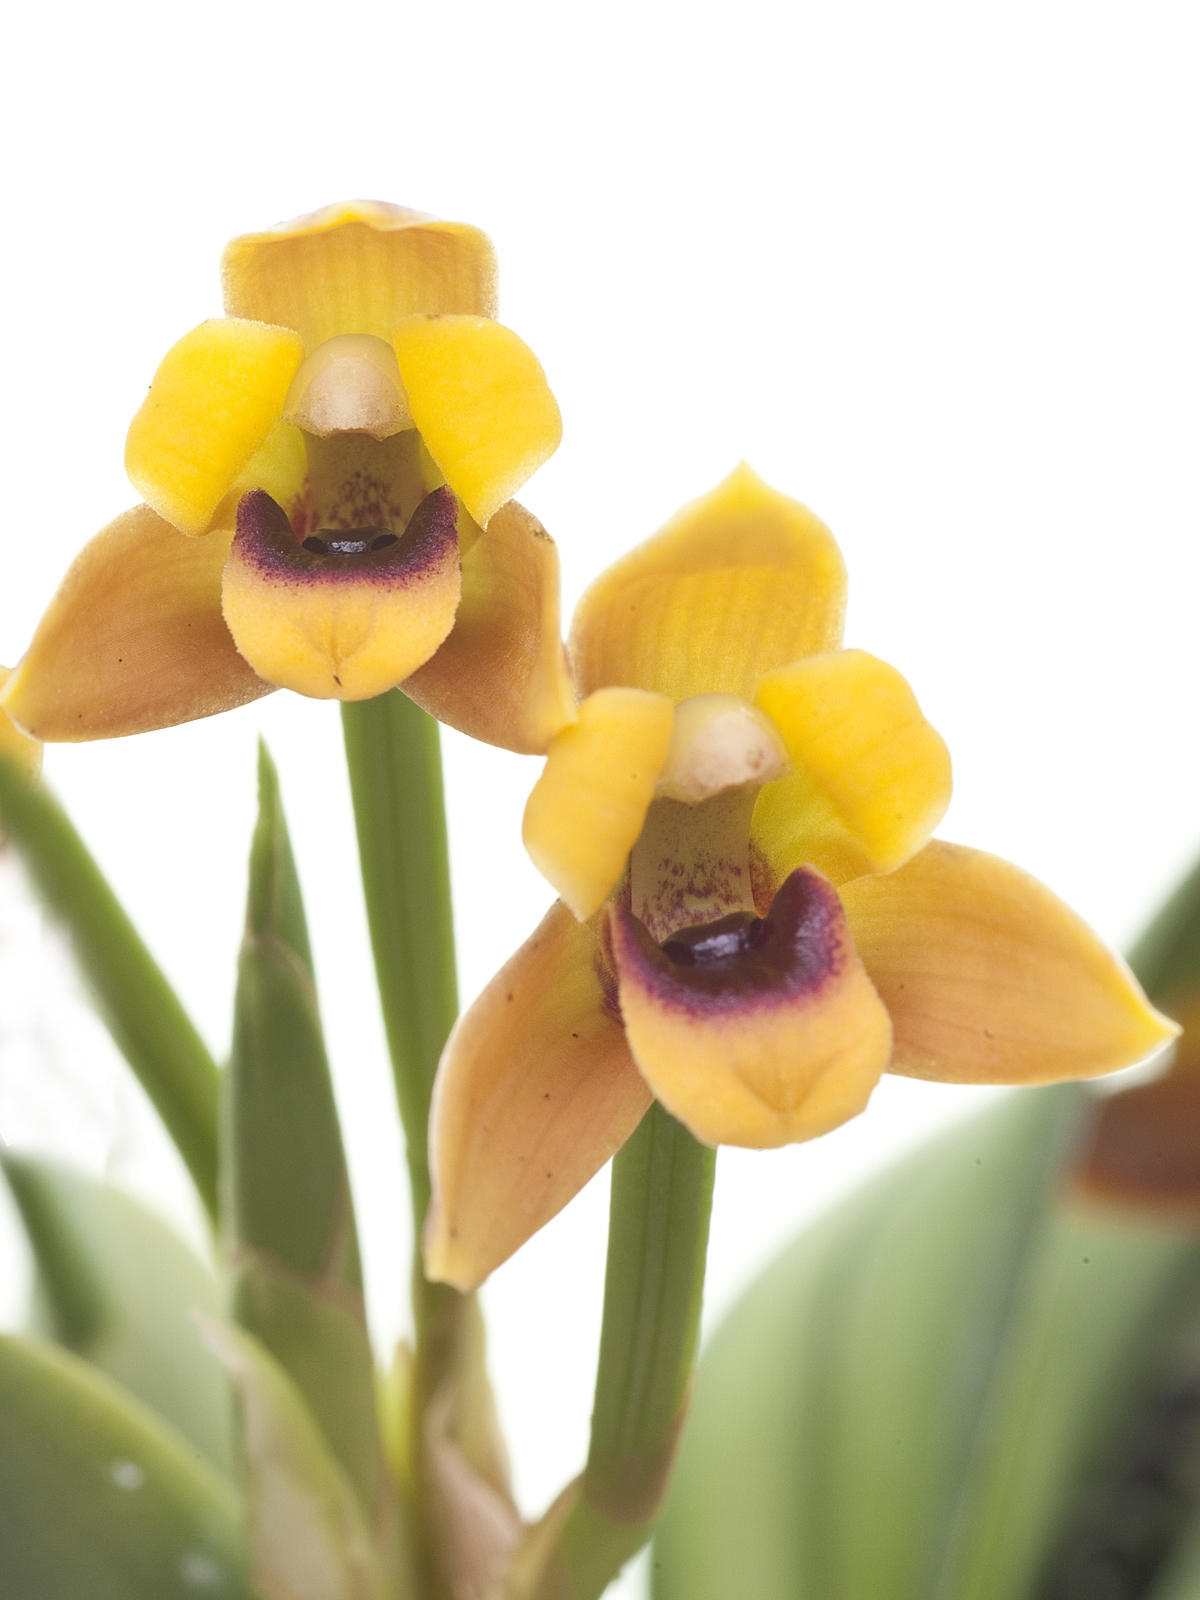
top-left (234, 485), bottom-right (458, 587)
top-left (607, 868), bottom-right (847, 1019)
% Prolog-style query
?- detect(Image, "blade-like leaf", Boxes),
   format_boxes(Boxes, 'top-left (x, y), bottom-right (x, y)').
top-left (200, 1318), bottom-right (400, 1600)
top-left (0, 751), bottom-right (220, 1214)
top-left (0, 1331), bottom-right (248, 1600)
top-left (2, 1151), bottom-right (234, 1475)
top-left (652, 1085), bottom-right (1086, 1599)
top-left (225, 744), bottom-right (392, 1545)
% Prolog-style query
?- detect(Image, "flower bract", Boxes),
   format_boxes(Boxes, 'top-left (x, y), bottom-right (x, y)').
top-left (2, 202), bottom-right (573, 754)
top-left (425, 464), bottom-right (1177, 1289)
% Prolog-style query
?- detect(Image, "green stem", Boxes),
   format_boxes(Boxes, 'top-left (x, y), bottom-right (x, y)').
top-left (557, 1102), bottom-right (717, 1599)
top-left (0, 756), bottom-right (219, 1218)
top-left (340, 693), bottom-right (458, 1237)
top-left (341, 693), bottom-right (467, 1598)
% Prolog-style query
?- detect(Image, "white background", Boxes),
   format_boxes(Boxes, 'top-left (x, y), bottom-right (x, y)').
top-left (1, 4), bottom-right (1198, 1594)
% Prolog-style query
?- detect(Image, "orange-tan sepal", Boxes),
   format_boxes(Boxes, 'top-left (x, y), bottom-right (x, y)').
top-left (0, 669), bottom-right (42, 778)
top-left (522, 688), bottom-right (675, 920)
top-left (125, 319), bottom-right (305, 536)
top-left (568, 464), bottom-right (847, 703)
top-left (222, 487), bottom-right (461, 700)
top-left (425, 900), bottom-right (652, 1289)
top-left (0, 505), bottom-right (272, 741)
top-left (221, 201), bottom-right (498, 351)
top-left (753, 650), bottom-right (952, 887)
top-left (839, 840), bottom-right (1179, 1085)
top-left (401, 498), bottom-right (576, 754)
top-left (1073, 999), bottom-right (1198, 1223)
top-left (392, 314), bottom-right (562, 528)
top-left (605, 868), bottom-right (892, 1148)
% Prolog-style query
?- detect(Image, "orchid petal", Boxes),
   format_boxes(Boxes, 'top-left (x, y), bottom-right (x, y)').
top-left (0, 670), bottom-right (41, 778)
top-left (606, 869), bottom-right (892, 1148)
top-left (1, 505), bottom-right (271, 741)
top-left (569, 464), bottom-right (847, 703)
top-left (752, 650), bottom-right (952, 888)
top-left (222, 201), bottom-right (498, 351)
top-left (840, 841), bottom-right (1179, 1084)
top-left (425, 901), bottom-right (652, 1290)
top-left (222, 487), bottom-right (461, 701)
top-left (402, 498), bottom-right (576, 754)
top-left (1074, 1001), bottom-right (1200, 1220)
top-left (522, 688), bottom-right (675, 920)
top-left (392, 314), bottom-right (562, 528)
top-left (125, 319), bottom-right (304, 536)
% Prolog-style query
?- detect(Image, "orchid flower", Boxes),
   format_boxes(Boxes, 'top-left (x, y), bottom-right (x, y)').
top-left (425, 464), bottom-right (1176, 1290)
top-left (1, 202), bottom-right (573, 754)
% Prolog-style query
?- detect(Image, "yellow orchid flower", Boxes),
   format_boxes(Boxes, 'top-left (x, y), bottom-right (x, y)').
top-left (2, 202), bottom-right (572, 754)
top-left (425, 464), bottom-right (1178, 1290)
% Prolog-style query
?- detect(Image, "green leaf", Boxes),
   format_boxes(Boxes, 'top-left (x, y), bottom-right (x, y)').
top-left (0, 1331), bottom-right (248, 1600)
top-left (652, 1086), bottom-right (1089, 1600)
top-left (224, 744), bottom-right (394, 1548)
top-left (199, 1318), bottom-right (404, 1600)
top-left (0, 752), bottom-right (220, 1216)
top-left (2, 1151), bottom-right (234, 1475)
top-left (1127, 851), bottom-right (1200, 1005)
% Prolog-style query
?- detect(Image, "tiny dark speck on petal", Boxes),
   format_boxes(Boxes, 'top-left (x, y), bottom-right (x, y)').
top-left (545, 1171), bottom-right (553, 1179)
top-left (333, 675), bottom-right (342, 687)
top-left (571, 1032), bottom-right (579, 1038)
top-left (450, 1227), bottom-right (459, 1239)
top-left (506, 992), bottom-right (514, 1002)
top-left (543, 1092), bottom-right (551, 1100)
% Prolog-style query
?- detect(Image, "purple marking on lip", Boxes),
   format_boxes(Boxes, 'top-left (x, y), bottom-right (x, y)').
top-left (607, 868), bottom-right (847, 1019)
top-left (233, 485), bottom-right (459, 588)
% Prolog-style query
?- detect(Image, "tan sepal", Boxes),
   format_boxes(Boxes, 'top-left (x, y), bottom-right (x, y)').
top-left (605, 869), bottom-right (891, 1148)
top-left (125, 318), bottom-right (304, 536)
top-left (393, 314), bottom-right (562, 527)
top-left (0, 669), bottom-right (42, 778)
top-left (568, 463), bottom-right (847, 702)
top-left (0, 505), bottom-right (272, 742)
top-left (840, 840), bottom-right (1180, 1085)
top-left (222, 201), bottom-right (498, 349)
top-left (425, 901), bottom-right (653, 1290)
top-left (523, 689), bottom-right (675, 920)
top-left (753, 649), bottom-right (952, 887)
top-left (402, 499), bottom-right (576, 754)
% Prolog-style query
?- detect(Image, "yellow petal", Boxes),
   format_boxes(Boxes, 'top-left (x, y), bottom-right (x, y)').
top-left (425, 901), bottom-right (652, 1290)
top-left (752, 650), bottom-right (952, 888)
top-left (569, 464), bottom-right (847, 702)
top-left (221, 201), bottom-right (498, 352)
top-left (392, 314), bottom-right (562, 528)
top-left (222, 487), bottom-right (461, 701)
top-left (0, 505), bottom-right (272, 740)
top-left (522, 688), bottom-right (675, 920)
top-left (840, 840), bottom-right (1179, 1084)
top-left (402, 498), bottom-right (576, 754)
top-left (605, 868), bottom-right (892, 1148)
top-left (125, 319), bottom-right (305, 537)
top-left (0, 669), bottom-right (42, 779)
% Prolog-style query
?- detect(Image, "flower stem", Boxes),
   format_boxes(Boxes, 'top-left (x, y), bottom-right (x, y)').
top-left (557, 1102), bottom-right (717, 1599)
top-left (340, 693), bottom-right (458, 1238)
top-left (0, 754), bottom-right (220, 1219)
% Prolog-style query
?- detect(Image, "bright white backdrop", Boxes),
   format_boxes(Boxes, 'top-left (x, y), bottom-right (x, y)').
top-left (1, 4), bottom-right (1198, 1594)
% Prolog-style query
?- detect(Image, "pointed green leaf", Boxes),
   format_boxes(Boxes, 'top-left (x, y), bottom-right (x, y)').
top-left (199, 1318), bottom-right (402, 1600)
top-left (0, 752), bottom-right (219, 1215)
top-left (0, 1332), bottom-right (248, 1599)
top-left (224, 744), bottom-right (392, 1547)
top-left (3, 1152), bottom-right (234, 1475)
top-left (653, 1086), bottom-right (1087, 1600)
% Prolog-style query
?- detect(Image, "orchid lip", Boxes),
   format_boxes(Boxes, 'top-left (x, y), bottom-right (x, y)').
top-left (610, 868), bottom-right (847, 1013)
top-left (234, 485), bottom-right (457, 585)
